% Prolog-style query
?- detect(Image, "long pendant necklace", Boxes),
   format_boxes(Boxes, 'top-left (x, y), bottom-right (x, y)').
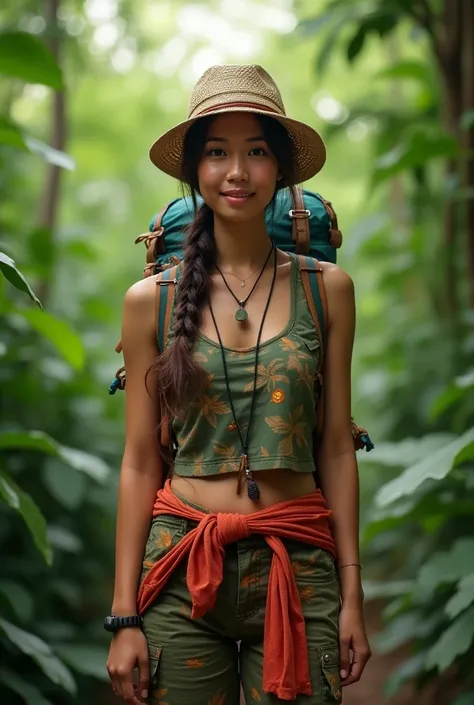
top-left (208, 249), bottom-right (278, 501)
top-left (215, 243), bottom-right (274, 322)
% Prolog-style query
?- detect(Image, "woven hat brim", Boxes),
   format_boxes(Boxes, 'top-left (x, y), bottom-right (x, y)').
top-left (149, 107), bottom-right (326, 184)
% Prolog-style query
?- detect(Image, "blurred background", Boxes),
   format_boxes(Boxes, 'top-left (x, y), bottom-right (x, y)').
top-left (1, 1), bottom-right (473, 704)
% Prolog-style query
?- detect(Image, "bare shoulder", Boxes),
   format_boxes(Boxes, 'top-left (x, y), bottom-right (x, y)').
top-left (320, 261), bottom-right (354, 295)
top-left (123, 275), bottom-right (158, 313)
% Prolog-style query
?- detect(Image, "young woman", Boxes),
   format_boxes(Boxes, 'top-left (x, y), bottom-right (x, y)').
top-left (106, 64), bottom-right (371, 705)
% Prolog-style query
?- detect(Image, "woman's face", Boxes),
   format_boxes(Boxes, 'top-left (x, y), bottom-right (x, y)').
top-left (197, 112), bottom-right (280, 222)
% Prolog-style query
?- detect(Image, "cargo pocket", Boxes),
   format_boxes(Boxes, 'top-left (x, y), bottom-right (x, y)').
top-left (141, 515), bottom-right (187, 582)
top-left (320, 647), bottom-right (342, 703)
top-left (147, 641), bottom-right (164, 704)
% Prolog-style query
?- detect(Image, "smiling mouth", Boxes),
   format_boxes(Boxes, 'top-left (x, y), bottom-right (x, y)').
top-left (220, 192), bottom-right (255, 198)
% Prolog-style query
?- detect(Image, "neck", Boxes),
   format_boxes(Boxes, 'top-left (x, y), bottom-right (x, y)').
top-left (213, 213), bottom-right (272, 271)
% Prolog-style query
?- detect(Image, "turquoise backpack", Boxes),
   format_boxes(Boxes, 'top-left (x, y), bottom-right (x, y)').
top-left (109, 186), bottom-right (373, 452)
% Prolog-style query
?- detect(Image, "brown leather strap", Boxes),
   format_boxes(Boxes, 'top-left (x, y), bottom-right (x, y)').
top-left (320, 198), bottom-right (343, 249)
top-left (289, 187), bottom-right (310, 254)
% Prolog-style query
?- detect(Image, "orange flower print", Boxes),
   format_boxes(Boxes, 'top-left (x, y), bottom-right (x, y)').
top-left (280, 337), bottom-right (297, 352)
top-left (244, 359), bottom-right (289, 392)
top-left (213, 442), bottom-right (240, 474)
top-left (209, 691), bottom-right (227, 705)
top-left (186, 658), bottom-right (205, 668)
top-left (265, 405), bottom-right (309, 456)
top-left (297, 362), bottom-right (315, 391)
top-left (143, 559), bottom-right (154, 569)
top-left (152, 687), bottom-right (169, 705)
top-left (193, 454), bottom-right (204, 476)
top-left (299, 585), bottom-right (314, 602)
top-left (193, 351), bottom-right (208, 363)
top-left (291, 560), bottom-right (316, 577)
top-left (251, 687), bottom-right (261, 701)
top-left (194, 392), bottom-right (231, 428)
top-left (156, 529), bottom-right (173, 550)
top-left (271, 388), bottom-right (285, 404)
top-left (261, 446), bottom-right (270, 457)
top-left (227, 421), bottom-right (237, 431)
top-left (240, 573), bottom-right (259, 588)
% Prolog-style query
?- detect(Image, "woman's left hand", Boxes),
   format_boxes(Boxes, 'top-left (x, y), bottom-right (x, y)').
top-left (338, 602), bottom-right (371, 687)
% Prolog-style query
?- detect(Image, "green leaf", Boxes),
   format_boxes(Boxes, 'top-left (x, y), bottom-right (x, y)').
top-left (446, 573), bottom-right (474, 619)
top-left (0, 252), bottom-right (41, 307)
top-left (453, 693), bottom-right (474, 705)
top-left (47, 525), bottom-right (82, 553)
top-left (460, 109), bottom-right (474, 130)
top-left (58, 446), bottom-right (109, 483)
top-left (384, 653), bottom-right (427, 698)
top-left (426, 605), bottom-right (474, 672)
top-left (363, 433), bottom-right (455, 468)
top-left (24, 136), bottom-right (75, 170)
top-left (0, 618), bottom-right (76, 694)
top-left (417, 538), bottom-right (474, 591)
top-left (58, 645), bottom-right (109, 681)
top-left (0, 430), bottom-right (58, 453)
top-left (17, 308), bottom-right (85, 370)
top-left (0, 430), bottom-right (110, 483)
top-left (373, 132), bottom-right (458, 184)
top-left (347, 25), bottom-right (367, 62)
top-left (0, 668), bottom-right (54, 705)
top-left (0, 115), bottom-right (27, 149)
top-left (0, 580), bottom-right (34, 621)
top-left (0, 31), bottom-right (63, 89)
top-left (375, 60), bottom-right (432, 85)
top-left (375, 428), bottom-right (474, 506)
top-left (0, 469), bottom-right (52, 565)
top-left (44, 461), bottom-right (86, 509)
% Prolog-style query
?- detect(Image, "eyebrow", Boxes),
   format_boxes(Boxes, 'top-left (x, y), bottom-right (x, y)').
top-left (205, 136), bottom-right (267, 143)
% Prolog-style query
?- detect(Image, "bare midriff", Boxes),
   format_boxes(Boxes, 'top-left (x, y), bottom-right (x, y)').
top-left (170, 467), bottom-right (318, 514)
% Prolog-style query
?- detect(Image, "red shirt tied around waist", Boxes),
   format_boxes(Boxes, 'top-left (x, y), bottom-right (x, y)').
top-left (137, 481), bottom-right (337, 701)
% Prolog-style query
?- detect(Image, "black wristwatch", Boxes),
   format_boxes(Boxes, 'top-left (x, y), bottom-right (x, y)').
top-left (103, 614), bottom-right (143, 633)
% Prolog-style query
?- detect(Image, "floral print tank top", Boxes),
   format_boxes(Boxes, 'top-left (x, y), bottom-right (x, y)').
top-left (171, 253), bottom-right (320, 476)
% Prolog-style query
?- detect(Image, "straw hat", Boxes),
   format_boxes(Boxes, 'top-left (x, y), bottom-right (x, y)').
top-left (149, 64), bottom-right (326, 184)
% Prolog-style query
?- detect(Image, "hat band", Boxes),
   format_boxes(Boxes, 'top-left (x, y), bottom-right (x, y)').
top-left (194, 101), bottom-right (282, 118)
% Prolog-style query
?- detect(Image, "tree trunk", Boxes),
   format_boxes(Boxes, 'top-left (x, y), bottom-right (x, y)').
top-left (36, 0), bottom-right (66, 305)
top-left (462, 0), bottom-right (474, 306)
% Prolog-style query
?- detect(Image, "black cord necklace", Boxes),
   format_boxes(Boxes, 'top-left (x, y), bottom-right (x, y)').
top-left (208, 248), bottom-right (278, 500)
top-left (215, 242), bottom-right (274, 322)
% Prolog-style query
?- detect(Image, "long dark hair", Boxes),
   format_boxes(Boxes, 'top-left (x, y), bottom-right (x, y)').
top-left (156, 113), bottom-right (297, 417)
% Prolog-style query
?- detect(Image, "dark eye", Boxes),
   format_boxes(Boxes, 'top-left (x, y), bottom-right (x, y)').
top-left (207, 148), bottom-right (225, 157)
top-left (249, 147), bottom-right (268, 156)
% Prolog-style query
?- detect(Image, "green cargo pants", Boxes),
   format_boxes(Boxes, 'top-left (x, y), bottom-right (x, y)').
top-left (140, 503), bottom-right (342, 704)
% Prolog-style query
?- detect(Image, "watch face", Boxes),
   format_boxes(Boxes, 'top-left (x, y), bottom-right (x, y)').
top-left (104, 616), bottom-right (115, 632)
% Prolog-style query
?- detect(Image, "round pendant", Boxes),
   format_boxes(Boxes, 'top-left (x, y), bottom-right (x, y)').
top-left (235, 307), bottom-right (248, 322)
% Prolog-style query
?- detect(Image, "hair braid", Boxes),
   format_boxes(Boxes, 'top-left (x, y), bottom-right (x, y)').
top-left (156, 202), bottom-right (215, 416)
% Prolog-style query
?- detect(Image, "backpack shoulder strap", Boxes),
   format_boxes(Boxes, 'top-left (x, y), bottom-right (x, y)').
top-left (289, 187), bottom-right (310, 254)
top-left (154, 264), bottom-right (181, 450)
top-left (155, 264), bottom-right (180, 353)
top-left (296, 254), bottom-right (328, 366)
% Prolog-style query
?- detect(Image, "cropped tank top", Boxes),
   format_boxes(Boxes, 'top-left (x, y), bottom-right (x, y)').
top-left (171, 253), bottom-right (321, 476)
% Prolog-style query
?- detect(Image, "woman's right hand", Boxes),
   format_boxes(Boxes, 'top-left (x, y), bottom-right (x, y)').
top-left (107, 628), bottom-right (150, 704)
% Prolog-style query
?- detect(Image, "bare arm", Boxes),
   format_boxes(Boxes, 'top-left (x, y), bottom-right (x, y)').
top-left (317, 264), bottom-right (371, 686)
top-left (317, 264), bottom-right (362, 604)
top-left (112, 276), bottom-right (164, 616)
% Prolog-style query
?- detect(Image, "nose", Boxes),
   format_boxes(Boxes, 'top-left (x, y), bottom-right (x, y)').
top-left (226, 154), bottom-right (248, 183)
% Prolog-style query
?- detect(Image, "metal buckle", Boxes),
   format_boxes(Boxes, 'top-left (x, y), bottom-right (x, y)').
top-left (289, 209), bottom-right (311, 218)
